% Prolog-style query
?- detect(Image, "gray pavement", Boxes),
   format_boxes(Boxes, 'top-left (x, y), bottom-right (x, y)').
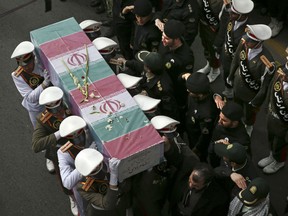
top-left (0, 0), bottom-right (287, 215)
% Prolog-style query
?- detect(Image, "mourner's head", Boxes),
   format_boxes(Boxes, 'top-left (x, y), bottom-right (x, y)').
top-left (214, 141), bottom-right (247, 168)
top-left (59, 115), bottom-right (87, 147)
top-left (75, 148), bottom-right (104, 177)
top-left (80, 20), bottom-right (102, 41)
top-left (244, 24), bottom-right (272, 49)
top-left (39, 86), bottom-right (65, 115)
top-left (238, 178), bottom-right (269, 206)
top-left (133, 0), bottom-right (153, 25)
top-left (133, 94), bottom-right (161, 119)
top-left (219, 101), bottom-right (243, 128)
top-left (92, 37), bottom-right (118, 62)
top-left (230, 0), bottom-right (254, 21)
top-left (11, 41), bottom-right (35, 72)
top-left (162, 19), bottom-right (185, 48)
top-left (188, 163), bottom-right (214, 191)
top-left (186, 72), bottom-right (210, 101)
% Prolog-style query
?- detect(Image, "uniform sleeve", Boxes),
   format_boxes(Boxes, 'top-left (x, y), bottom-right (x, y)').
top-left (77, 182), bottom-right (118, 210)
top-left (31, 120), bottom-right (57, 153)
top-left (11, 72), bottom-right (44, 104)
top-left (57, 150), bottom-right (83, 190)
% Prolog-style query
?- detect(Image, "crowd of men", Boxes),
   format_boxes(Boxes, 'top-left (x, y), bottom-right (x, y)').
top-left (10, 0), bottom-right (288, 215)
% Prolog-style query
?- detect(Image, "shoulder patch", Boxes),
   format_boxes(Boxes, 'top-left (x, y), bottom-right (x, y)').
top-left (60, 141), bottom-right (73, 153)
top-left (14, 66), bottom-right (24, 77)
top-left (40, 111), bottom-right (53, 124)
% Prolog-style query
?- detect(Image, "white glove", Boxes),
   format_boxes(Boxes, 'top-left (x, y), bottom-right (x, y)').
top-left (42, 69), bottom-right (51, 87)
top-left (54, 130), bottom-right (61, 140)
top-left (109, 158), bottom-right (120, 186)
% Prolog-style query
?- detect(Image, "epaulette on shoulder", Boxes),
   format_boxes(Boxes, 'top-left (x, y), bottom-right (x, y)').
top-left (82, 177), bottom-right (95, 191)
top-left (40, 110), bottom-right (53, 124)
top-left (60, 141), bottom-right (73, 153)
top-left (14, 66), bottom-right (24, 77)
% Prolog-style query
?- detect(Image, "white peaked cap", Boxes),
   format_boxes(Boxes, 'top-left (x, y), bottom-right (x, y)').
top-left (79, 20), bottom-right (102, 30)
top-left (133, 94), bottom-right (161, 111)
top-left (11, 41), bottom-right (35, 59)
top-left (246, 24), bottom-right (272, 41)
top-left (75, 148), bottom-right (104, 176)
top-left (39, 86), bottom-right (64, 105)
top-left (151, 115), bottom-right (180, 132)
top-left (59, 115), bottom-right (87, 137)
top-left (232, 0), bottom-right (254, 14)
top-left (92, 37), bottom-right (117, 51)
top-left (117, 73), bottom-right (142, 89)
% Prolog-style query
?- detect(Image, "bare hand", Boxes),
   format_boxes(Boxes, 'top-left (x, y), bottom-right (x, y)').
top-left (122, 5), bottom-right (134, 14)
top-left (214, 95), bottom-right (225, 110)
top-left (230, 173), bottom-right (247, 190)
top-left (155, 19), bottom-right (164, 32)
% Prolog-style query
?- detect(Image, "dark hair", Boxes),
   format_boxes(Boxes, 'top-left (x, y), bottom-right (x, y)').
top-left (192, 163), bottom-right (214, 184)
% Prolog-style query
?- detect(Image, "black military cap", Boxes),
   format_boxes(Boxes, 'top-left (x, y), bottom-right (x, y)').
top-left (221, 101), bottom-right (243, 121)
top-left (238, 178), bottom-right (269, 206)
top-left (133, 0), bottom-right (153, 17)
top-left (186, 72), bottom-right (210, 94)
top-left (144, 52), bottom-right (164, 74)
top-left (214, 142), bottom-right (247, 164)
top-left (164, 19), bottom-right (185, 39)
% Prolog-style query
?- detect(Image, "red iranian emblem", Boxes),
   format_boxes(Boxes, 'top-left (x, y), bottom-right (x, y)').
top-left (67, 53), bottom-right (87, 66)
top-left (100, 100), bottom-right (122, 113)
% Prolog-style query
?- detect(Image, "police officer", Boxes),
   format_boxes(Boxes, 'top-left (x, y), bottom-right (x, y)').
top-left (258, 58), bottom-right (288, 174)
top-left (31, 86), bottom-right (78, 215)
top-left (227, 24), bottom-right (275, 136)
top-left (79, 20), bottom-right (102, 41)
top-left (185, 72), bottom-right (219, 162)
top-left (112, 0), bottom-right (135, 60)
top-left (154, 0), bottom-right (200, 46)
top-left (214, 141), bottom-right (258, 199)
top-left (141, 52), bottom-right (180, 121)
top-left (208, 101), bottom-right (250, 168)
top-left (158, 19), bottom-right (194, 132)
top-left (151, 115), bottom-right (200, 213)
top-left (132, 0), bottom-right (162, 55)
top-left (221, 0), bottom-right (254, 98)
top-left (11, 41), bottom-right (51, 128)
top-left (75, 148), bottom-right (122, 216)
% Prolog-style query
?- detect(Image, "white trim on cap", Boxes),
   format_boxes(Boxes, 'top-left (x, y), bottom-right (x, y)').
top-left (39, 86), bottom-right (64, 105)
top-left (79, 20), bottom-right (102, 30)
top-left (75, 148), bottom-right (104, 176)
top-left (133, 94), bottom-right (161, 111)
top-left (92, 37), bottom-right (117, 51)
top-left (59, 115), bottom-right (87, 137)
top-left (151, 115), bottom-right (180, 130)
top-left (11, 41), bottom-right (35, 59)
top-left (117, 73), bottom-right (142, 89)
top-left (231, 0), bottom-right (254, 14)
top-left (246, 24), bottom-right (272, 41)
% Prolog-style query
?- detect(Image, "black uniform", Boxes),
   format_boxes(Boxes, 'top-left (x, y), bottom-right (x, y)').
top-left (112, 0), bottom-right (135, 60)
top-left (185, 93), bottom-right (219, 162)
top-left (208, 121), bottom-right (251, 167)
top-left (133, 16), bottom-right (162, 55)
top-left (158, 39), bottom-right (194, 107)
top-left (154, 0), bottom-right (200, 46)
